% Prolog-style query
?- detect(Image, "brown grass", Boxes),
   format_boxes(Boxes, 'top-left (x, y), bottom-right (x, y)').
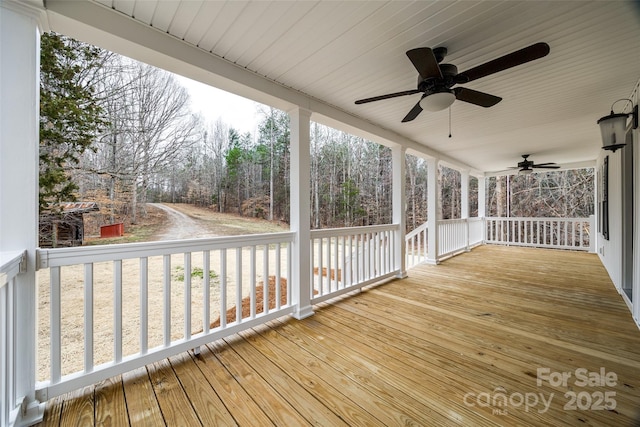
top-left (313, 267), bottom-right (342, 281)
top-left (209, 276), bottom-right (288, 329)
top-left (208, 274), bottom-right (323, 329)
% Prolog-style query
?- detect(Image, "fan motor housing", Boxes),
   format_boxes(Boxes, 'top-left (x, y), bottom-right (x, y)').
top-left (518, 159), bottom-right (533, 168)
top-left (417, 64), bottom-right (459, 93)
top-left (439, 64), bottom-right (458, 77)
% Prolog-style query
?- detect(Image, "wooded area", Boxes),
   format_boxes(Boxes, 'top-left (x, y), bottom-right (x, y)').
top-left (40, 33), bottom-right (594, 238)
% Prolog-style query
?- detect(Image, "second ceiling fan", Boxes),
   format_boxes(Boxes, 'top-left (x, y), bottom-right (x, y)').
top-left (512, 154), bottom-right (560, 175)
top-left (355, 42), bottom-right (550, 122)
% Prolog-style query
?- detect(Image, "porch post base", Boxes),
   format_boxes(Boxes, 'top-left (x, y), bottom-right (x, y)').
top-left (425, 258), bottom-right (440, 265)
top-left (14, 399), bottom-right (45, 427)
top-left (293, 305), bottom-right (314, 320)
top-left (395, 270), bottom-right (408, 279)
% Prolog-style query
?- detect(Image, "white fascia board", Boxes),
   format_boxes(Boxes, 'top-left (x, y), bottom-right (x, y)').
top-left (44, 0), bottom-right (476, 173)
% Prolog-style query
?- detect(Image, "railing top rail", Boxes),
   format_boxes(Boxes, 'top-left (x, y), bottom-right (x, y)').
top-left (405, 222), bottom-right (428, 240)
top-left (1, 250), bottom-right (26, 287)
top-left (37, 231), bottom-right (295, 269)
top-left (437, 218), bottom-right (470, 225)
top-left (485, 216), bottom-right (591, 222)
top-left (311, 223), bottom-right (399, 239)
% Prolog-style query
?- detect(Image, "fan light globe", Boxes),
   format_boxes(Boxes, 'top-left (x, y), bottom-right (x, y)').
top-left (419, 91), bottom-right (455, 112)
top-left (519, 168), bottom-right (533, 175)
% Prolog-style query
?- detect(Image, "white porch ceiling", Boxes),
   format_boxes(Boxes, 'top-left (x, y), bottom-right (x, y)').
top-left (42, 0), bottom-right (640, 174)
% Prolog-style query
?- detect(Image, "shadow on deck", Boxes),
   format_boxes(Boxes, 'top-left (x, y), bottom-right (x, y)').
top-left (36, 245), bottom-right (640, 426)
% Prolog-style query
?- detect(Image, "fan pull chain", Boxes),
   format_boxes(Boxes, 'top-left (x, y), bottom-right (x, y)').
top-left (448, 107), bottom-right (452, 138)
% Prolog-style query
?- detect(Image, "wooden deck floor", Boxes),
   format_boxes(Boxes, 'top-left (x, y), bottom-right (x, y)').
top-left (36, 245), bottom-right (640, 426)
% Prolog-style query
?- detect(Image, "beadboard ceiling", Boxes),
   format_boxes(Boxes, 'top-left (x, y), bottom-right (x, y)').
top-left (42, 0), bottom-right (640, 173)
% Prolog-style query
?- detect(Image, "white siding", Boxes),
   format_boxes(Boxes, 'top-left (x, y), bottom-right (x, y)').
top-left (597, 149), bottom-right (623, 290)
top-left (597, 77), bottom-right (640, 330)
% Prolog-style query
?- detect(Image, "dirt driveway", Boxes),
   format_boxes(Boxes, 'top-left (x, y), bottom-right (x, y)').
top-left (149, 203), bottom-right (207, 240)
top-left (153, 203), bottom-right (286, 238)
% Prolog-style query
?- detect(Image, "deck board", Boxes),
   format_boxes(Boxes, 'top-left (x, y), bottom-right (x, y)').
top-left (167, 351), bottom-right (236, 426)
top-left (147, 358), bottom-right (202, 426)
top-left (59, 385), bottom-right (93, 427)
top-left (242, 323), bottom-right (395, 426)
top-left (208, 338), bottom-right (309, 425)
top-left (225, 332), bottom-right (350, 426)
top-left (190, 344), bottom-right (276, 426)
top-left (38, 395), bottom-right (64, 427)
top-left (35, 245), bottom-right (640, 426)
top-left (121, 366), bottom-right (164, 426)
top-left (94, 375), bottom-right (128, 426)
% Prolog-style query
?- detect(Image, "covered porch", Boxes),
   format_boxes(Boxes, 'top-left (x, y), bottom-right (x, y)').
top-left (35, 245), bottom-right (640, 426)
top-left (2, 1), bottom-right (640, 426)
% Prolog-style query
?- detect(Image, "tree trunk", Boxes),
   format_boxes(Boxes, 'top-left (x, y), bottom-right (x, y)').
top-left (496, 176), bottom-right (505, 217)
top-left (131, 180), bottom-right (138, 224)
top-left (269, 108), bottom-right (275, 221)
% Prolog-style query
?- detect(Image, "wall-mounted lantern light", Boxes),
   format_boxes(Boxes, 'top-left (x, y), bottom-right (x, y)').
top-left (597, 99), bottom-right (638, 152)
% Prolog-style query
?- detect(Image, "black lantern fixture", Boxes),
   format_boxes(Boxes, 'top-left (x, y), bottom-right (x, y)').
top-left (597, 99), bottom-right (638, 152)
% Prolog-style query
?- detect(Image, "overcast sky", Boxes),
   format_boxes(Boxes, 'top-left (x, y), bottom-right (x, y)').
top-left (175, 75), bottom-right (261, 137)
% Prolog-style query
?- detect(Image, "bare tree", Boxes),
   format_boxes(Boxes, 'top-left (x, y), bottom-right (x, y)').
top-left (119, 63), bottom-right (201, 222)
top-left (204, 118), bottom-right (230, 211)
top-left (487, 169), bottom-right (594, 218)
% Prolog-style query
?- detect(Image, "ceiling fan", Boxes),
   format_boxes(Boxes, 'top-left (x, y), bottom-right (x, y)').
top-left (512, 154), bottom-right (560, 175)
top-left (355, 42), bottom-right (550, 122)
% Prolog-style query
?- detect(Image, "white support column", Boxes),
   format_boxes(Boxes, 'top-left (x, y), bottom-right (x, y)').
top-left (426, 157), bottom-right (439, 264)
top-left (461, 170), bottom-right (469, 219)
top-left (0, 0), bottom-right (45, 424)
top-left (461, 170), bottom-right (470, 251)
top-left (392, 145), bottom-right (407, 278)
top-left (288, 107), bottom-right (314, 320)
top-left (593, 163), bottom-right (599, 254)
top-left (478, 175), bottom-right (487, 243)
top-left (478, 176), bottom-right (487, 218)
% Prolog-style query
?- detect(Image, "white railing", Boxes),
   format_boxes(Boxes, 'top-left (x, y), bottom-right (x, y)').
top-left (310, 224), bottom-right (400, 304)
top-left (438, 219), bottom-right (470, 259)
top-left (485, 216), bottom-right (594, 251)
top-left (405, 218), bottom-right (485, 267)
top-left (35, 232), bottom-right (294, 400)
top-left (438, 217), bottom-right (485, 258)
top-left (468, 217), bottom-right (484, 247)
top-left (23, 214), bottom-right (594, 408)
top-left (405, 215), bottom-right (592, 269)
top-left (405, 222), bottom-right (428, 270)
top-left (1, 251), bottom-right (26, 427)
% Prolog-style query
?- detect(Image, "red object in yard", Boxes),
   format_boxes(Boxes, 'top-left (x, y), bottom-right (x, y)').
top-left (100, 223), bottom-right (124, 238)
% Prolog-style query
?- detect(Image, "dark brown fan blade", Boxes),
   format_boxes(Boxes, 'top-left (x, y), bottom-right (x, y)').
top-left (532, 164), bottom-right (560, 169)
top-left (401, 100), bottom-right (423, 122)
top-left (459, 42), bottom-right (550, 82)
top-left (355, 89), bottom-right (421, 104)
top-left (454, 87), bottom-right (501, 107)
top-left (406, 48), bottom-right (443, 80)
